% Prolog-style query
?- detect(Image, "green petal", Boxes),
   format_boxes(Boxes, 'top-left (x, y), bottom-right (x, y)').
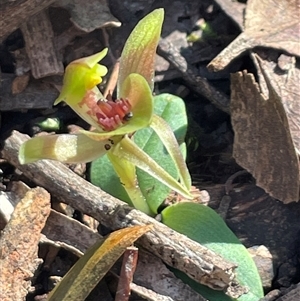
top-left (112, 135), bottom-right (192, 199)
top-left (118, 9), bottom-right (164, 93)
top-left (150, 114), bottom-right (191, 190)
top-left (80, 73), bottom-right (154, 139)
top-left (54, 48), bottom-right (108, 106)
top-left (107, 151), bottom-right (152, 215)
top-left (19, 134), bottom-right (111, 164)
top-left (75, 48), bottom-right (108, 69)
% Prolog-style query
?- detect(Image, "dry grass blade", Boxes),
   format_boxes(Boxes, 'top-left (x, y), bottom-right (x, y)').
top-left (47, 225), bottom-right (152, 301)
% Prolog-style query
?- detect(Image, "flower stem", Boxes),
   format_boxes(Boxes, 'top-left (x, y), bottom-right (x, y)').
top-left (107, 151), bottom-right (153, 216)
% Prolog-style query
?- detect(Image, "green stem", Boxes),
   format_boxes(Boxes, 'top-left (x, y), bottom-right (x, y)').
top-left (107, 151), bottom-right (153, 215)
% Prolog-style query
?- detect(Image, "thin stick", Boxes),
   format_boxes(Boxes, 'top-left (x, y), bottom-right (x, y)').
top-left (104, 59), bottom-right (120, 98)
top-left (115, 247), bottom-right (138, 301)
top-left (157, 39), bottom-right (230, 114)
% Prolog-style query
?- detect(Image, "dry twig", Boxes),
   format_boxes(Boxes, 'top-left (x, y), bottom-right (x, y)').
top-left (157, 39), bottom-right (230, 114)
top-left (115, 247), bottom-right (139, 301)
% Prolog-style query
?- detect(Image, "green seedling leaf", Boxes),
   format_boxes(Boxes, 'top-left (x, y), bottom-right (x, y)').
top-left (36, 117), bottom-right (60, 131)
top-left (161, 202), bottom-right (263, 301)
top-left (47, 225), bottom-right (152, 301)
top-left (118, 8), bottom-right (164, 93)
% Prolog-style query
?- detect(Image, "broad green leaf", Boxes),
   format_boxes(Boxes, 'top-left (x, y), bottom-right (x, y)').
top-left (47, 225), bottom-right (152, 301)
top-left (161, 202), bottom-right (264, 301)
top-left (107, 151), bottom-right (152, 215)
top-left (134, 93), bottom-right (189, 213)
top-left (19, 133), bottom-right (110, 164)
top-left (118, 8), bottom-right (164, 93)
top-left (112, 135), bottom-right (192, 200)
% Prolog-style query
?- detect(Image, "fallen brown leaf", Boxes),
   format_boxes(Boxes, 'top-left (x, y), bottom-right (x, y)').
top-left (208, 0), bottom-right (300, 71)
top-left (230, 70), bottom-right (299, 203)
top-left (252, 51), bottom-right (300, 156)
top-left (47, 225), bottom-right (152, 301)
top-left (58, 0), bottom-right (121, 32)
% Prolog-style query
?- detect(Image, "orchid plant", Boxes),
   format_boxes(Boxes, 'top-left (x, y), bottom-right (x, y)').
top-left (19, 9), bottom-right (264, 300)
top-left (19, 9), bottom-right (192, 215)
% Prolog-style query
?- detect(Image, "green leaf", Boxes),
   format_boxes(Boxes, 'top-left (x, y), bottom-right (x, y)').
top-left (134, 93), bottom-right (189, 213)
top-left (19, 133), bottom-right (110, 164)
top-left (47, 225), bottom-right (152, 301)
top-left (161, 202), bottom-right (264, 301)
top-left (118, 8), bottom-right (164, 93)
top-left (36, 117), bottom-right (60, 131)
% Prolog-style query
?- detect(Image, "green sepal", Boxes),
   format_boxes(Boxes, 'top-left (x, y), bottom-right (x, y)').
top-left (150, 114), bottom-right (191, 191)
top-left (19, 133), bottom-right (110, 164)
top-left (112, 135), bottom-right (192, 200)
top-left (118, 8), bottom-right (164, 93)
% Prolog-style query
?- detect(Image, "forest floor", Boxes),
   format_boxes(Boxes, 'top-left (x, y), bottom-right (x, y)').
top-left (0, 0), bottom-right (299, 300)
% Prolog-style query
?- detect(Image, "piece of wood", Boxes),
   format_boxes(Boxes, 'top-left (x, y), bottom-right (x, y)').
top-left (1, 130), bottom-right (245, 298)
top-left (0, 187), bottom-right (51, 301)
top-left (276, 283), bottom-right (300, 301)
top-left (0, 0), bottom-right (57, 42)
top-left (158, 39), bottom-right (230, 114)
top-left (20, 10), bottom-right (64, 79)
top-left (0, 73), bottom-right (58, 111)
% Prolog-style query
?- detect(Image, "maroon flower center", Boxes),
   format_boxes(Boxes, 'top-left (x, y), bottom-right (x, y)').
top-left (79, 91), bottom-right (132, 131)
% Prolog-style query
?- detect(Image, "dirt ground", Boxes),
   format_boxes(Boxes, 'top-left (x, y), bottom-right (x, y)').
top-left (0, 0), bottom-right (300, 300)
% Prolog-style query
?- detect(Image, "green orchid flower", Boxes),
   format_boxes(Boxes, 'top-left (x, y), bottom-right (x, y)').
top-left (19, 9), bottom-right (192, 215)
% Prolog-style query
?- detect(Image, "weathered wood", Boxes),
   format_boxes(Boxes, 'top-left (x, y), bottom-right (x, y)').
top-left (0, 73), bottom-right (58, 111)
top-left (0, 0), bottom-right (57, 42)
top-left (0, 187), bottom-right (51, 301)
top-left (20, 10), bottom-right (64, 78)
top-left (2, 130), bottom-right (245, 298)
top-left (276, 284), bottom-right (300, 301)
